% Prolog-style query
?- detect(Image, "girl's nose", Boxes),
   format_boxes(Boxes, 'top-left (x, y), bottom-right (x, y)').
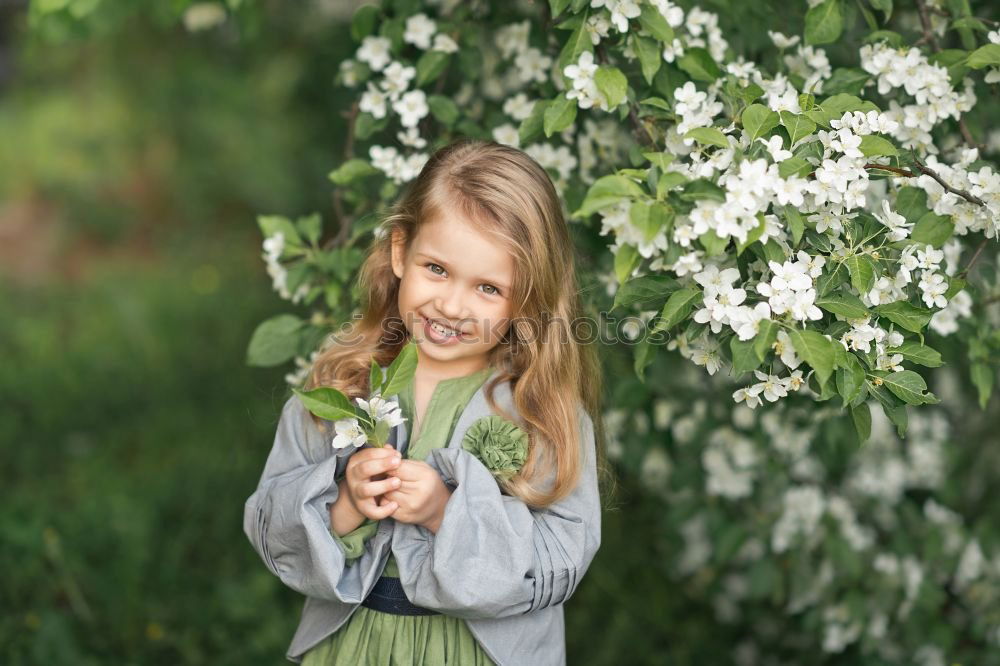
top-left (435, 285), bottom-right (468, 320)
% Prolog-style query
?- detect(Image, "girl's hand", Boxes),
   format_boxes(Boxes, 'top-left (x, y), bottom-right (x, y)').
top-left (384, 459), bottom-right (454, 533)
top-left (342, 444), bottom-right (404, 521)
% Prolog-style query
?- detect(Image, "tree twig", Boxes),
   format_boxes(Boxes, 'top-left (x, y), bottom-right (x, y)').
top-left (958, 238), bottom-right (990, 280)
top-left (329, 102), bottom-right (360, 250)
top-left (914, 0), bottom-right (940, 52)
top-left (864, 163), bottom-right (987, 207)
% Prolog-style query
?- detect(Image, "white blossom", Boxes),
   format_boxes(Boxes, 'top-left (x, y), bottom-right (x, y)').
top-left (403, 13), bottom-right (437, 50)
top-left (356, 35), bottom-right (393, 72)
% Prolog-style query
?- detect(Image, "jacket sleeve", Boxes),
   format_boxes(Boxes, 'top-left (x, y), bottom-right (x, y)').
top-left (391, 405), bottom-right (602, 620)
top-left (331, 517), bottom-right (379, 562)
top-left (242, 394), bottom-right (377, 601)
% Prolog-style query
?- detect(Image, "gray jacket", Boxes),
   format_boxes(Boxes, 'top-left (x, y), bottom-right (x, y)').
top-left (242, 373), bottom-right (602, 665)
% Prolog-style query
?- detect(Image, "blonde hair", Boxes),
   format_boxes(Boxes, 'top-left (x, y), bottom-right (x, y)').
top-left (305, 138), bottom-right (615, 510)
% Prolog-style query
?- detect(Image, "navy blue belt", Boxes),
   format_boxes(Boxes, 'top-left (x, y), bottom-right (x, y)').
top-left (361, 576), bottom-right (441, 616)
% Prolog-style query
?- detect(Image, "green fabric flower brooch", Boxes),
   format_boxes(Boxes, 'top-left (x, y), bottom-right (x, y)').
top-left (461, 415), bottom-right (529, 482)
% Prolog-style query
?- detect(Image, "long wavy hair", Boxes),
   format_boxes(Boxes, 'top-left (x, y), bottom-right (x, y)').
top-left (304, 138), bottom-right (614, 510)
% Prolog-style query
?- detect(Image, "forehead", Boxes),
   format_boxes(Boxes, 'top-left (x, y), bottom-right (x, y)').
top-left (412, 212), bottom-right (514, 281)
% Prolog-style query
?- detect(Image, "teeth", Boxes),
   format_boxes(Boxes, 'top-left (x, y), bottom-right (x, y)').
top-left (430, 321), bottom-right (460, 337)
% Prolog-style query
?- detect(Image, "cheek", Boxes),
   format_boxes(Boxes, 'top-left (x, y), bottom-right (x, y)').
top-left (480, 304), bottom-right (512, 334)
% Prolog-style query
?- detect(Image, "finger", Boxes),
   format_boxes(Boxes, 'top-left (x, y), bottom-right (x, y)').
top-left (362, 499), bottom-right (397, 520)
top-left (347, 449), bottom-right (399, 481)
top-left (384, 459), bottom-right (424, 481)
top-left (358, 477), bottom-right (402, 498)
top-left (357, 454), bottom-right (402, 479)
top-left (350, 446), bottom-right (399, 465)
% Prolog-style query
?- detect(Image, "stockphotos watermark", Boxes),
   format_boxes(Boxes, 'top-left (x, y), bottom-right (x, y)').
top-left (326, 311), bottom-right (674, 347)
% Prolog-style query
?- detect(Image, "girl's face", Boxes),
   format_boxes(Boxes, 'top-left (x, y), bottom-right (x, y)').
top-left (390, 211), bottom-right (515, 379)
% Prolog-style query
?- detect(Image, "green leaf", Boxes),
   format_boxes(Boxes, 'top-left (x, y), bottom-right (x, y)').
top-left (699, 230), bottom-right (728, 256)
top-left (783, 205), bottom-right (806, 246)
top-left (891, 341), bottom-right (943, 368)
top-left (372, 418), bottom-right (390, 446)
top-left (787, 328), bottom-right (836, 385)
top-left (655, 288), bottom-right (702, 332)
top-left (614, 245), bottom-right (640, 284)
top-left (805, 0), bottom-right (844, 45)
top-left (350, 4), bottom-right (379, 43)
top-left (816, 292), bottom-right (869, 319)
top-left (328, 158), bottom-right (380, 186)
top-left (544, 93), bottom-right (578, 137)
top-left (594, 66), bottom-right (628, 109)
top-left (778, 156), bottom-right (811, 179)
top-left (296, 214), bottom-right (322, 246)
top-left (548, 0), bottom-right (572, 17)
top-left (639, 96), bottom-right (672, 111)
top-left (657, 171), bottom-right (688, 196)
top-left (895, 186), bottom-right (929, 223)
top-left (742, 104), bottom-right (780, 142)
top-left (761, 239), bottom-right (786, 265)
top-left (970, 364), bottom-right (994, 409)
top-left (816, 262), bottom-right (846, 297)
top-left (415, 50), bottom-right (449, 87)
top-left (821, 93), bottom-right (873, 115)
top-left (573, 174), bottom-right (646, 219)
top-left (638, 3), bottom-right (675, 42)
top-left (753, 320), bottom-right (779, 362)
top-left (428, 94), bottom-right (460, 126)
top-left (258, 215), bottom-right (302, 246)
top-left (680, 179), bottom-right (726, 202)
top-left (246, 314), bottom-right (304, 367)
top-left (875, 370), bottom-right (939, 405)
top-left (836, 353), bottom-right (867, 405)
top-left (382, 340), bottom-right (418, 398)
top-left (736, 214), bottom-right (765, 255)
top-left (369, 357), bottom-right (383, 395)
top-left (634, 35), bottom-right (662, 85)
top-left (849, 402), bottom-right (871, 443)
top-left (643, 151), bottom-right (675, 171)
top-left (910, 212), bottom-right (954, 248)
top-left (868, 0), bottom-right (891, 17)
top-left (822, 67), bottom-right (871, 95)
top-left (634, 334), bottom-right (657, 383)
top-left (779, 111), bottom-right (818, 146)
top-left (629, 200), bottom-right (661, 242)
top-left (292, 387), bottom-right (357, 422)
top-left (731, 337), bottom-right (761, 376)
top-left (845, 255), bottom-right (876, 294)
top-left (685, 126), bottom-right (730, 148)
top-left (611, 274), bottom-right (680, 312)
top-left (518, 99), bottom-right (551, 146)
top-left (875, 301), bottom-right (933, 333)
top-left (677, 47), bottom-right (721, 82)
top-left (557, 13), bottom-right (594, 73)
top-left (967, 44), bottom-right (1000, 69)
top-left (945, 276), bottom-right (966, 300)
top-left (858, 134), bottom-right (898, 157)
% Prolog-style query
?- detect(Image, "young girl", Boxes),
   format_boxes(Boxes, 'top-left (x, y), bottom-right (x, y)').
top-left (243, 138), bottom-right (609, 665)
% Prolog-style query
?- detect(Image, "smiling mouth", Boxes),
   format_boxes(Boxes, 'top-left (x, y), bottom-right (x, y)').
top-left (428, 320), bottom-right (464, 337)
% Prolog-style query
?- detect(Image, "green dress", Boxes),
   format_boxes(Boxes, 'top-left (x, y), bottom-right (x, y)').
top-left (302, 365), bottom-right (497, 666)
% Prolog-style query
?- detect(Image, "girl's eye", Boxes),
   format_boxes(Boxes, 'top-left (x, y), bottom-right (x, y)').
top-left (426, 263), bottom-right (501, 296)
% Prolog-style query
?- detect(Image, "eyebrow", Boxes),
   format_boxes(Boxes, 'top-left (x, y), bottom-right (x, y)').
top-left (415, 253), bottom-right (511, 291)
